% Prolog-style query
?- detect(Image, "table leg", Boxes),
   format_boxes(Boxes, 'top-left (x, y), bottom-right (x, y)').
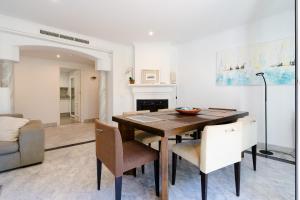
top-left (118, 123), bottom-right (135, 142)
top-left (160, 136), bottom-right (169, 200)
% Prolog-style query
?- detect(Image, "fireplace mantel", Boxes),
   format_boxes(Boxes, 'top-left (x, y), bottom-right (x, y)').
top-left (129, 84), bottom-right (177, 111)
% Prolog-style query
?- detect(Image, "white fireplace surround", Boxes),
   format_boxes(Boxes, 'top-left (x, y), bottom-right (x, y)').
top-left (129, 84), bottom-right (177, 111)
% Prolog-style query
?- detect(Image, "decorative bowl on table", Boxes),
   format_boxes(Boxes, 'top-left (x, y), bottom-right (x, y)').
top-left (175, 107), bottom-right (201, 115)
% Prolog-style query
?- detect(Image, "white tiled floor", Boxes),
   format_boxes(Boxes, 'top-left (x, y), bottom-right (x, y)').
top-left (45, 123), bottom-right (95, 149)
top-left (0, 142), bottom-right (295, 200)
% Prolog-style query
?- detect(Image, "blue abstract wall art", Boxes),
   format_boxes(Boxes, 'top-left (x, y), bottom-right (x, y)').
top-left (216, 37), bottom-right (295, 85)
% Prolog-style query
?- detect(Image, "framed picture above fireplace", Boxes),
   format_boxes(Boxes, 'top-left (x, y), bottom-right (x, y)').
top-left (141, 69), bottom-right (160, 84)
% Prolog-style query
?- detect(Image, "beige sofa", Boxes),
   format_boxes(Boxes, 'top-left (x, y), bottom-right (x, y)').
top-left (0, 114), bottom-right (45, 172)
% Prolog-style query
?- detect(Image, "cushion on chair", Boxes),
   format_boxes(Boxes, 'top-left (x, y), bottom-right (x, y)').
top-left (0, 141), bottom-right (19, 155)
top-left (0, 117), bottom-right (29, 141)
top-left (172, 140), bottom-right (201, 167)
top-left (135, 130), bottom-right (161, 144)
top-left (123, 140), bottom-right (159, 172)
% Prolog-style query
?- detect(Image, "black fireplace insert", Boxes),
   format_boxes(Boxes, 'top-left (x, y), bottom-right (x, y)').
top-left (137, 99), bottom-right (168, 112)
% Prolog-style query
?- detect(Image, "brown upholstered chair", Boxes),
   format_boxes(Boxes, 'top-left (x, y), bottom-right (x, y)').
top-left (123, 110), bottom-right (161, 174)
top-left (95, 120), bottom-right (160, 200)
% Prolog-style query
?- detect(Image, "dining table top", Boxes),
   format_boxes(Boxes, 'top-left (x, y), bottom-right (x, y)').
top-left (112, 109), bottom-right (249, 137)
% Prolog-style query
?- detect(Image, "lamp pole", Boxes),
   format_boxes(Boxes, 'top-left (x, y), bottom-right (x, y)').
top-left (256, 72), bottom-right (273, 155)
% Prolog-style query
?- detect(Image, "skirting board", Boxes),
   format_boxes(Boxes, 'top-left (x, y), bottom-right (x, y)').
top-left (43, 122), bottom-right (57, 128)
top-left (60, 113), bottom-right (70, 117)
top-left (83, 118), bottom-right (97, 123)
top-left (257, 142), bottom-right (295, 154)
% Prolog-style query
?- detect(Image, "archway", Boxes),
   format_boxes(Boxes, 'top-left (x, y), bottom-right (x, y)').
top-left (0, 44), bottom-right (111, 124)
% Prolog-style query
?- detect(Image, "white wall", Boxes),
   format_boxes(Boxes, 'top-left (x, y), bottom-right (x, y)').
top-left (14, 57), bottom-right (60, 124)
top-left (14, 56), bottom-right (99, 125)
top-left (81, 69), bottom-right (99, 121)
top-left (134, 42), bottom-right (177, 84)
top-left (177, 11), bottom-right (295, 149)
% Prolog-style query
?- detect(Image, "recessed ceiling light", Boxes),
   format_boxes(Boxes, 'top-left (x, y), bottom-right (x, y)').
top-left (148, 31), bottom-right (154, 36)
top-left (56, 54), bottom-right (60, 58)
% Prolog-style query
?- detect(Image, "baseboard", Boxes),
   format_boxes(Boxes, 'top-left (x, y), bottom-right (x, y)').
top-left (0, 162), bottom-right (43, 174)
top-left (43, 122), bottom-right (57, 128)
top-left (45, 140), bottom-right (95, 151)
top-left (83, 118), bottom-right (97, 123)
top-left (257, 142), bottom-right (295, 154)
top-left (60, 113), bottom-right (70, 117)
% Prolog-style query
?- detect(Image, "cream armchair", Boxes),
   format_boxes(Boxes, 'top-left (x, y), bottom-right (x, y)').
top-left (238, 116), bottom-right (257, 171)
top-left (172, 122), bottom-right (242, 200)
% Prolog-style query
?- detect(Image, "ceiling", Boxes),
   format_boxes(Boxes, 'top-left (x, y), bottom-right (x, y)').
top-left (20, 46), bottom-right (95, 65)
top-left (0, 0), bottom-right (294, 44)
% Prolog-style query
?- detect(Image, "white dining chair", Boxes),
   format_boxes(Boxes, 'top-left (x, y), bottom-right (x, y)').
top-left (238, 116), bottom-right (258, 171)
top-left (123, 110), bottom-right (161, 174)
top-left (171, 122), bottom-right (242, 200)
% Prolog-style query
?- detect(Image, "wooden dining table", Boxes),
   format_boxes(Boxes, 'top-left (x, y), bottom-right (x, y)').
top-left (112, 108), bottom-right (248, 200)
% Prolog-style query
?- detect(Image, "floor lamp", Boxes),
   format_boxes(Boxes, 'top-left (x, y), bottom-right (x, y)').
top-left (256, 72), bottom-right (273, 155)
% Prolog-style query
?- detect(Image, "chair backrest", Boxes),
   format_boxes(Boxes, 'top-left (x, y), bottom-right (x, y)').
top-left (95, 120), bottom-right (124, 177)
top-left (200, 122), bottom-right (241, 174)
top-left (238, 116), bottom-right (257, 151)
top-left (123, 110), bottom-right (150, 115)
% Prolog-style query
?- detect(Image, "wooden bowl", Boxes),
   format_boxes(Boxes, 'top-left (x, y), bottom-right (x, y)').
top-left (175, 107), bottom-right (201, 115)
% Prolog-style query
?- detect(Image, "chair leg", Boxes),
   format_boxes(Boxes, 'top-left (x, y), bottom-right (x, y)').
top-left (97, 158), bottom-right (102, 190)
top-left (172, 153), bottom-right (177, 185)
top-left (176, 136), bottom-right (182, 160)
top-left (133, 168), bottom-right (137, 177)
top-left (141, 165), bottom-right (145, 174)
top-left (234, 162), bottom-right (241, 197)
top-left (197, 129), bottom-right (202, 139)
top-left (193, 131), bottom-right (197, 140)
top-left (200, 171), bottom-right (208, 200)
top-left (176, 135), bottom-right (182, 143)
top-left (158, 141), bottom-right (161, 152)
top-left (115, 176), bottom-right (122, 200)
top-left (154, 159), bottom-right (160, 197)
top-left (252, 145), bottom-right (257, 171)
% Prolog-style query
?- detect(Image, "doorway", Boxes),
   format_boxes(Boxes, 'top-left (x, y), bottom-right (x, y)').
top-left (16, 46), bottom-right (102, 149)
top-left (60, 68), bottom-right (81, 125)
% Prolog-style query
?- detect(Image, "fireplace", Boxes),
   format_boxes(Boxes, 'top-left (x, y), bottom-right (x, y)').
top-left (137, 99), bottom-right (168, 112)
top-left (129, 84), bottom-right (176, 111)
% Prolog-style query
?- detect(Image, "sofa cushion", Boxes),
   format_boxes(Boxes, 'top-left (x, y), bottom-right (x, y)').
top-left (0, 141), bottom-right (19, 155)
top-left (0, 117), bottom-right (29, 141)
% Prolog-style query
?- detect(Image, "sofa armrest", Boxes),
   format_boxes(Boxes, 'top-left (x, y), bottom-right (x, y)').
top-left (19, 120), bottom-right (45, 166)
top-left (0, 113), bottom-right (23, 118)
